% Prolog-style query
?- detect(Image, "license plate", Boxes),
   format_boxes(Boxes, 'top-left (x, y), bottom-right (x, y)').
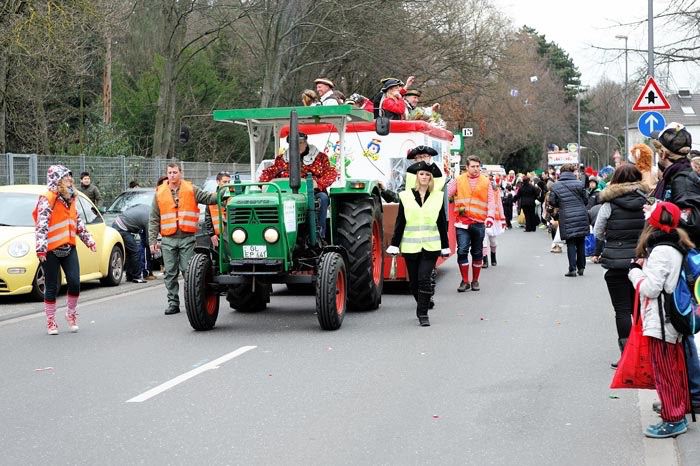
top-left (243, 245), bottom-right (267, 259)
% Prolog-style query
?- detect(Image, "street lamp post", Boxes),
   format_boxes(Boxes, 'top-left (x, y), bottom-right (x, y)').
top-left (604, 126), bottom-right (610, 166)
top-left (565, 84), bottom-right (587, 167)
top-left (615, 35), bottom-right (629, 157)
top-left (586, 130), bottom-right (622, 167)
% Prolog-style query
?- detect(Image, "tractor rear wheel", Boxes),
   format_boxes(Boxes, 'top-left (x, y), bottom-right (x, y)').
top-left (185, 253), bottom-right (219, 331)
top-left (336, 196), bottom-right (384, 311)
top-left (316, 251), bottom-right (347, 330)
top-left (226, 282), bottom-right (271, 312)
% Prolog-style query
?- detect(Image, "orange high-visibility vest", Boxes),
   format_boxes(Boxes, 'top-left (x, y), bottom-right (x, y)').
top-left (208, 204), bottom-right (226, 235)
top-left (33, 191), bottom-right (78, 251)
top-left (454, 174), bottom-right (489, 222)
top-left (156, 181), bottom-right (199, 235)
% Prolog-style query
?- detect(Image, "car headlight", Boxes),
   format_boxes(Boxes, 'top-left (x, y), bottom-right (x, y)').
top-left (8, 240), bottom-right (30, 258)
top-left (263, 227), bottom-right (280, 244)
top-left (231, 228), bottom-right (247, 244)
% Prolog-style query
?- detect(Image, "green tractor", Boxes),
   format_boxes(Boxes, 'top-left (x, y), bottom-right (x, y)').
top-left (184, 105), bottom-right (384, 331)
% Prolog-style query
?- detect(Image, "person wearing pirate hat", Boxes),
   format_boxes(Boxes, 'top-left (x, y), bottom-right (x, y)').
top-left (371, 75), bottom-right (415, 118)
top-left (314, 78), bottom-right (340, 106)
top-left (386, 161), bottom-right (449, 326)
top-left (380, 145), bottom-right (443, 203)
top-left (379, 78), bottom-right (408, 120)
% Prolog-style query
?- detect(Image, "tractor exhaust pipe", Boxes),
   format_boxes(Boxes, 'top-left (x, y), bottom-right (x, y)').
top-left (288, 110), bottom-right (300, 194)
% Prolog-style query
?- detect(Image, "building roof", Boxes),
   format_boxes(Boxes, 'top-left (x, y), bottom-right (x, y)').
top-left (658, 91), bottom-right (700, 127)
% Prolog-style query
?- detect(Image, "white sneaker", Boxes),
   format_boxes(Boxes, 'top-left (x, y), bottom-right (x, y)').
top-left (66, 312), bottom-right (79, 333)
top-left (47, 317), bottom-right (58, 335)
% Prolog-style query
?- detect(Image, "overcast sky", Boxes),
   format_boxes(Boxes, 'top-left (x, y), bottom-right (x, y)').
top-left (491, 0), bottom-right (699, 92)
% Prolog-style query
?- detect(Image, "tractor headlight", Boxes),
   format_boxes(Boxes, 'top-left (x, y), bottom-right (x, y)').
top-left (8, 240), bottom-right (30, 258)
top-left (263, 227), bottom-right (280, 244)
top-left (231, 228), bottom-right (247, 244)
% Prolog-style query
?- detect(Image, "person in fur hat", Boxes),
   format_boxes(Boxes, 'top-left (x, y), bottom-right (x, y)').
top-left (593, 164), bottom-right (647, 368)
top-left (628, 142), bottom-right (656, 191)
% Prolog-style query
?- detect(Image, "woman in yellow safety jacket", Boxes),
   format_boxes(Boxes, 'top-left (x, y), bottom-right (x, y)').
top-left (386, 161), bottom-right (449, 326)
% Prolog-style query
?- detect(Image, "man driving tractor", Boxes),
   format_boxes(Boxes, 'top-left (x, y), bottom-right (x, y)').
top-left (259, 132), bottom-right (337, 238)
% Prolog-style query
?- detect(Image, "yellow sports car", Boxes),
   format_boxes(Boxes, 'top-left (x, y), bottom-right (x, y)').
top-left (0, 185), bottom-right (125, 300)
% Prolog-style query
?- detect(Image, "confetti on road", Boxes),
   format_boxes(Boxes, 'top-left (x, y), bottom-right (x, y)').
top-left (34, 367), bottom-right (54, 372)
top-left (609, 394), bottom-right (620, 399)
top-left (432, 415), bottom-right (440, 419)
top-left (480, 316), bottom-right (488, 321)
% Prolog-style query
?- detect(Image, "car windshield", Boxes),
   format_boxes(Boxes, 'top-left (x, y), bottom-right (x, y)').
top-left (0, 193), bottom-right (38, 226)
top-left (105, 190), bottom-right (153, 213)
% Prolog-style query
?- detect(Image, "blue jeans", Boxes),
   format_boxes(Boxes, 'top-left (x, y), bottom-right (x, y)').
top-left (456, 223), bottom-right (485, 265)
top-left (685, 336), bottom-right (700, 402)
top-left (316, 192), bottom-right (329, 239)
top-left (113, 223), bottom-right (140, 280)
top-left (566, 236), bottom-right (586, 272)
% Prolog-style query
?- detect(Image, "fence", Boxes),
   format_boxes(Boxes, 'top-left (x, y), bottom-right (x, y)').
top-left (0, 153), bottom-right (248, 207)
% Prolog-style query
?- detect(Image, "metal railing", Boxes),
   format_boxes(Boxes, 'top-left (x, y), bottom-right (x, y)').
top-left (0, 153), bottom-right (248, 207)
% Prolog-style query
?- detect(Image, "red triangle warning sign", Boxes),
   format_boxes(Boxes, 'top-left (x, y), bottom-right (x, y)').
top-left (633, 77), bottom-right (671, 111)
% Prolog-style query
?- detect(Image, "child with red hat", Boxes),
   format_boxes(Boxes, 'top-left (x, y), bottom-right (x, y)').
top-left (628, 201), bottom-right (695, 438)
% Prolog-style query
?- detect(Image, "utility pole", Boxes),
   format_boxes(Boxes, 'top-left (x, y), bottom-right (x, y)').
top-left (616, 35), bottom-right (629, 157)
top-left (648, 0), bottom-right (654, 77)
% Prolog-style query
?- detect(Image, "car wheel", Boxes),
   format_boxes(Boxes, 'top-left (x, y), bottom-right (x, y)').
top-left (30, 264), bottom-right (62, 302)
top-left (30, 264), bottom-right (46, 302)
top-left (100, 245), bottom-right (124, 286)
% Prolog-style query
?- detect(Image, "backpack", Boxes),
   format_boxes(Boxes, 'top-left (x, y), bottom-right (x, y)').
top-left (659, 247), bottom-right (700, 335)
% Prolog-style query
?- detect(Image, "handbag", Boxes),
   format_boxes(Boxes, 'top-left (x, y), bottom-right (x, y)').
top-left (375, 116), bottom-right (390, 136)
top-left (517, 210), bottom-right (525, 225)
top-left (611, 283), bottom-right (655, 389)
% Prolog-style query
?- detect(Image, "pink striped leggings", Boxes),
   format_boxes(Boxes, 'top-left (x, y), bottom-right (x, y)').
top-left (649, 337), bottom-right (689, 422)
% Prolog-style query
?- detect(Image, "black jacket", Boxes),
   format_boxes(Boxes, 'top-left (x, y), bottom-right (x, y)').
top-left (549, 172), bottom-right (589, 240)
top-left (598, 182), bottom-right (647, 269)
top-left (513, 182), bottom-right (539, 208)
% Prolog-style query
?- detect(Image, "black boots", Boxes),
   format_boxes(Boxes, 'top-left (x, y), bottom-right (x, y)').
top-left (482, 255), bottom-right (489, 269)
top-left (416, 292), bottom-right (431, 326)
top-left (611, 338), bottom-right (628, 369)
top-left (491, 251), bottom-right (497, 266)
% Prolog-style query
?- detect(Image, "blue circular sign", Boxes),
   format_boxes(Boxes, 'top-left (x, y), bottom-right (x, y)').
top-left (638, 111), bottom-right (666, 138)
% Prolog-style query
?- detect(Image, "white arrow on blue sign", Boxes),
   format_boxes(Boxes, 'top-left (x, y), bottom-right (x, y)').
top-left (637, 111), bottom-right (666, 138)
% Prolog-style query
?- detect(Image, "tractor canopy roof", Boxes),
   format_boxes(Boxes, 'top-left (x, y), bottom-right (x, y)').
top-left (212, 105), bottom-right (373, 126)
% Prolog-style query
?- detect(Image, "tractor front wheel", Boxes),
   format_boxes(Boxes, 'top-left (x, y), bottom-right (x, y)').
top-left (316, 251), bottom-right (347, 330)
top-left (226, 282), bottom-right (271, 312)
top-left (336, 196), bottom-right (384, 311)
top-left (185, 253), bottom-right (219, 331)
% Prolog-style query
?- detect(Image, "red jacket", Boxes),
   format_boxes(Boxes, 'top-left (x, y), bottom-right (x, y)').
top-left (259, 147), bottom-right (338, 192)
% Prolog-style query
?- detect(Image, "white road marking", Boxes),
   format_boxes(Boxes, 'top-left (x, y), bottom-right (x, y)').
top-left (126, 346), bottom-right (257, 403)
